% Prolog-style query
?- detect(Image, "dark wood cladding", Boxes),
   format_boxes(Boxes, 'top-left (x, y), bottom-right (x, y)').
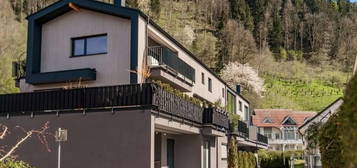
top-left (203, 108), bottom-right (229, 129)
top-left (257, 133), bottom-right (268, 144)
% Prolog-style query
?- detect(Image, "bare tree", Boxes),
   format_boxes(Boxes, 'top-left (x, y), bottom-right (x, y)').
top-left (0, 122), bottom-right (52, 162)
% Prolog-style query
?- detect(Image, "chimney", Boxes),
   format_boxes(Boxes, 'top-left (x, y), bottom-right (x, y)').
top-left (114, 0), bottom-right (125, 7)
top-left (236, 85), bottom-right (241, 94)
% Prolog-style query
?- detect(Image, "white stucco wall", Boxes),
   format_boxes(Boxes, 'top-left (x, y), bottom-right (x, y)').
top-left (145, 24), bottom-right (227, 106)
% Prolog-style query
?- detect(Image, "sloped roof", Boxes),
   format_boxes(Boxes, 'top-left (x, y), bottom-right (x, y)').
top-left (252, 109), bottom-right (316, 128)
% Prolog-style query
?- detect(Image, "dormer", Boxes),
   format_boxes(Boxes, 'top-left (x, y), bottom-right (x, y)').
top-left (262, 117), bottom-right (273, 123)
top-left (282, 116), bottom-right (297, 125)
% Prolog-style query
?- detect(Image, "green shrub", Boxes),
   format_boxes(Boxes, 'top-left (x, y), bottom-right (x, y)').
top-left (258, 150), bottom-right (302, 168)
top-left (0, 159), bottom-right (34, 168)
top-left (275, 47), bottom-right (287, 61)
top-left (287, 50), bottom-right (303, 61)
top-left (236, 151), bottom-right (256, 168)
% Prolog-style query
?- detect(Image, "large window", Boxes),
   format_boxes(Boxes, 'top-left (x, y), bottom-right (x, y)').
top-left (72, 34), bottom-right (107, 57)
top-left (226, 91), bottom-right (236, 114)
top-left (283, 126), bottom-right (296, 140)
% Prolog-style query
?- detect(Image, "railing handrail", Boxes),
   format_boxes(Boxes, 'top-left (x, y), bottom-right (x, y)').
top-left (148, 46), bottom-right (195, 82)
top-left (203, 107), bottom-right (229, 129)
top-left (0, 83), bottom-right (207, 125)
top-left (257, 133), bottom-right (268, 144)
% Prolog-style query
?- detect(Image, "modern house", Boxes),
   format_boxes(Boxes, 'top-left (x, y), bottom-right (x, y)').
top-left (1, 0), bottom-right (267, 168)
top-left (253, 109), bottom-right (315, 151)
top-left (298, 98), bottom-right (343, 168)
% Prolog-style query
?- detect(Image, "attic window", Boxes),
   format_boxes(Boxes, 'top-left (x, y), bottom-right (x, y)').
top-left (282, 116), bottom-right (297, 125)
top-left (262, 117), bottom-right (273, 123)
top-left (72, 34), bottom-right (107, 57)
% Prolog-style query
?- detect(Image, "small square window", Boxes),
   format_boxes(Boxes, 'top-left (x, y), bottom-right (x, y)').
top-left (208, 78), bottom-right (212, 92)
top-left (72, 34), bottom-right (107, 57)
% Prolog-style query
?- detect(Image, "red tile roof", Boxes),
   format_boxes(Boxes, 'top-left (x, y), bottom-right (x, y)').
top-left (252, 109), bottom-right (316, 128)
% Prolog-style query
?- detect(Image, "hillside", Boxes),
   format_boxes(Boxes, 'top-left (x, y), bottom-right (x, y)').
top-left (1, 0), bottom-right (356, 111)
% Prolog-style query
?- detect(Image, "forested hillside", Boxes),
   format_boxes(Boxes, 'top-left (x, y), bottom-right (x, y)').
top-left (1, 0), bottom-right (357, 111)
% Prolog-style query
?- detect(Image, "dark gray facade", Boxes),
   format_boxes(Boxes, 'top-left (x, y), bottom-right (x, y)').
top-left (0, 110), bottom-right (152, 168)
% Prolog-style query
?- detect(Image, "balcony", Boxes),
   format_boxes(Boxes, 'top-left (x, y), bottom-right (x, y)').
top-left (0, 83), bottom-right (229, 130)
top-left (203, 108), bottom-right (229, 130)
top-left (268, 138), bottom-right (303, 145)
top-left (148, 46), bottom-right (195, 92)
top-left (257, 133), bottom-right (268, 144)
top-left (231, 120), bottom-right (249, 138)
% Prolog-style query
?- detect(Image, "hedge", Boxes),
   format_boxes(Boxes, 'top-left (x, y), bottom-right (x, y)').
top-left (228, 138), bottom-right (257, 168)
top-left (258, 149), bottom-right (303, 168)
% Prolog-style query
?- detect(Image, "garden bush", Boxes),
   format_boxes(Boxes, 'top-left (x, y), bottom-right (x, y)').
top-left (0, 159), bottom-right (33, 168)
top-left (228, 138), bottom-right (257, 168)
top-left (258, 150), bottom-right (303, 168)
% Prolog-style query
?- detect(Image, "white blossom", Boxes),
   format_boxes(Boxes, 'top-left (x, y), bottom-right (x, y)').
top-left (221, 62), bottom-right (265, 96)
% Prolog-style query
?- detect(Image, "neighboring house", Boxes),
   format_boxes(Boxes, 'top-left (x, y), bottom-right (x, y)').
top-left (253, 109), bottom-right (316, 151)
top-left (298, 98), bottom-right (343, 168)
top-left (1, 0), bottom-right (267, 168)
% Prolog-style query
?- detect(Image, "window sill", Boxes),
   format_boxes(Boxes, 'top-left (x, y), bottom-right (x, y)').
top-left (70, 52), bottom-right (107, 58)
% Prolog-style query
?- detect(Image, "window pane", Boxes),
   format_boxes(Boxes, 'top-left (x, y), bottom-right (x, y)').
top-left (86, 36), bottom-right (107, 55)
top-left (208, 78), bottom-right (212, 92)
top-left (227, 91), bottom-right (236, 114)
top-left (244, 106), bottom-right (249, 121)
top-left (73, 39), bottom-right (85, 56)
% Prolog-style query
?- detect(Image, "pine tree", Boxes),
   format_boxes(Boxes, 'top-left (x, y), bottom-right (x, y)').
top-left (269, 7), bottom-right (283, 53)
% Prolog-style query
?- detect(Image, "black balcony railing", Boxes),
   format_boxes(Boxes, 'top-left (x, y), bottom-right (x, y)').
top-left (153, 86), bottom-right (203, 124)
top-left (0, 83), bottom-right (205, 124)
top-left (148, 46), bottom-right (195, 82)
top-left (203, 108), bottom-right (229, 129)
top-left (230, 120), bottom-right (249, 138)
top-left (257, 133), bottom-right (268, 144)
top-left (238, 120), bottom-right (249, 138)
